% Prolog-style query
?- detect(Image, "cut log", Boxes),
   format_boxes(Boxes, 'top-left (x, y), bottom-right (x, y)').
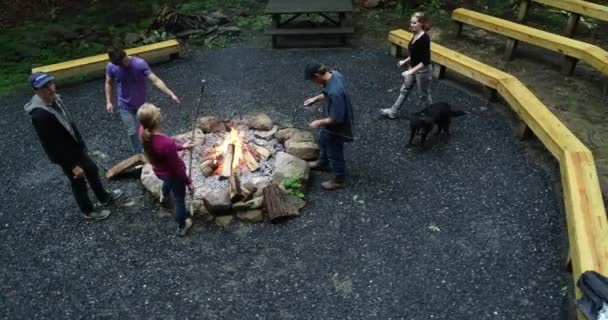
top-left (251, 144), bottom-right (272, 161)
top-left (263, 184), bottom-right (288, 222)
top-left (220, 143), bottom-right (235, 179)
top-left (229, 171), bottom-right (243, 202)
top-left (106, 154), bottom-right (145, 179)
top-left (242, 147), bottom-right (260, 172)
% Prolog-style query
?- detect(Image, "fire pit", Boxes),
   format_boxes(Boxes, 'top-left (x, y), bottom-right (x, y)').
top-left (140, 113), bottom-right (320, 225)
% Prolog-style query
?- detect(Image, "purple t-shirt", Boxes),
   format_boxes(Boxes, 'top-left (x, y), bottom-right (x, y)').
top-left (106, 57), bottom-right (152, 111)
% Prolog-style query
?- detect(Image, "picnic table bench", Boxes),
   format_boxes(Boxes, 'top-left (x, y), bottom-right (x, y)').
top-left (264, 0), bottom-right (354, 48)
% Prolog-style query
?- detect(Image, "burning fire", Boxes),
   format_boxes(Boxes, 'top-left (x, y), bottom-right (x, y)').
top-left (213, 127), bottom-right (257, 175)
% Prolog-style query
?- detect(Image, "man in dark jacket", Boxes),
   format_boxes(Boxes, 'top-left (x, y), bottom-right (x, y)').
top-left (24, 72), bottom-right (122, 220)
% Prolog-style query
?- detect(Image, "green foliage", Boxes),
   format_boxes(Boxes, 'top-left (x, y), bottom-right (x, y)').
top-left (282, 176), bottom-right (305, 199)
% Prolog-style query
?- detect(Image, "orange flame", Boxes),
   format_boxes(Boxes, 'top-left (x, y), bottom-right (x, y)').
top-left (213, 127), bottom-right (246, 175)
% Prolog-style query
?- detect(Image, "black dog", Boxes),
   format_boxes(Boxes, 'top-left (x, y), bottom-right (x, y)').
top-left (403, 102), bottom-right (466, 147)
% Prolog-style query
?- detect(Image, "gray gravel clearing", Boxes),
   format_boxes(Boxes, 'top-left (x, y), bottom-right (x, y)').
top-left (0, 48), bottom-right (569, 319)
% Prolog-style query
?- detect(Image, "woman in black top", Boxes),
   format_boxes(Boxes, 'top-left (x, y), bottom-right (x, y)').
top-left (381, 12), bottom-right (433, 119)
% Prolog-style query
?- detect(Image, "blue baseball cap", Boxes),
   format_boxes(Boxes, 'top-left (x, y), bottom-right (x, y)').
top-left (29, 72), bottom-right (55, 89)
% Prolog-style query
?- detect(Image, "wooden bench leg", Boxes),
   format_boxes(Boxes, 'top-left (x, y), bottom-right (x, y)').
top-left (564, 13), bottom-right (580, 38)
top-left (517, 120), bottom-right (533, 141)
top-left (504, 38), bottom-right (519, 61)
top-left (390, 44), bottom-right (403, 58)
top-left (455, 21), bottom-right (463, 37)
top-left (517, 0), bottom-right (531, 22)
top-left (482, 86), bottom-right (497, 102)
top-left (272, 35), bottom-right (278, 49)
top-left (561, 56), bottom-right (578, 76)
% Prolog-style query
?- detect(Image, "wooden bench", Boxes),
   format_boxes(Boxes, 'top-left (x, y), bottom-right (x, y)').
top-left (452, 8), bottom-right (608, 77)
top-left (390, 29), bottom-right (608, 317)
top-left (264, 0), bottom-right (354, 48)
top-left (31, 39), bottom-right (182, 80)
top-left (517, 0), bottom-right (608, 37)
top-left (389, 29), bottom-right (513, 101)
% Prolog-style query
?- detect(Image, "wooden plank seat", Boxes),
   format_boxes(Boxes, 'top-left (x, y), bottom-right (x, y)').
top-left (265, 27), bottom-right (354, 36)
top-left (31, 39), bottom-right (182, 80)
top-left (451, 8), bottom-right (608, 77)
top-left (517, 0), bottom-right (608, 37)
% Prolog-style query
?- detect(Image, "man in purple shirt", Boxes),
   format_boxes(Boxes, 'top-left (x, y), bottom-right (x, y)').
top-left (104, 48), bottom-right (180, 153)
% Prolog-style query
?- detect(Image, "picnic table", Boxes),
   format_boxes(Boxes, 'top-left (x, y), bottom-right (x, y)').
top-left (264, 0), bottom-right (354, 48)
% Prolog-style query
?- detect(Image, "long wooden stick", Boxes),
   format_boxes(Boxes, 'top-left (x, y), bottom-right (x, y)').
top-left (188, 79), bottom-right (206, 214)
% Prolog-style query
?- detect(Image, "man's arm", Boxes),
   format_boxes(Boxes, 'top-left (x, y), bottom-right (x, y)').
top-left (304, 93), bottom-right (325, 106)
top-left (147, 73), bottom-right (180, 104)
top-left (105, 75), bottom-right (114, 113)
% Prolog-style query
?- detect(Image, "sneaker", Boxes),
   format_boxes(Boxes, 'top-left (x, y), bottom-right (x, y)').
top-left (99, 189), bottom-right (124, 207)
top-left (82, 209), bottom-right (112, 220)
top-left (380, 108), bottom-right (397, 119)
top-left (177, 218), bottom-right (193, 237)
top-left (321, 178), bottom-right (345, 190)
top-left (309, 160), bottom-right (331, 172)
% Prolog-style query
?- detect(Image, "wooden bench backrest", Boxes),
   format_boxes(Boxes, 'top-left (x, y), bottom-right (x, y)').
top-left (452, 8), bottom-right (608, 76)
top-left (532, 0), bottom-right (608, 22)
top-left (32, 40), bottom-right (182, 79)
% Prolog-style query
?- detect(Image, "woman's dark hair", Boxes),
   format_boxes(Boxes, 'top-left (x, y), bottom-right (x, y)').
top-left (108, 48), bottom-right (127, 65)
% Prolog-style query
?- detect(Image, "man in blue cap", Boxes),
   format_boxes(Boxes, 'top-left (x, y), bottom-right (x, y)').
top-left (303, 62), bottom-right (354, 190)
top-left (24, 72), bottom-right (123, 220)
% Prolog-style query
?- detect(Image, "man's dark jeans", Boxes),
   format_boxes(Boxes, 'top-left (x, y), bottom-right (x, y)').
top-left (60, 154), bottom-right (109, 214)
top-left (158, 176), bottom-right (188, 229)
top-left (318, 129), bottom-right (346, 181)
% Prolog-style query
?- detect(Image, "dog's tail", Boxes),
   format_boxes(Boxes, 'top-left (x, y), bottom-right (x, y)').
top-left (450, 110), bottom-right (466, 117)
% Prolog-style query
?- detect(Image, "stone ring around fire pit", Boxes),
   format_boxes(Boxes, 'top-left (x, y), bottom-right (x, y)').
top-left (140, 112), bottom-right (320, 225)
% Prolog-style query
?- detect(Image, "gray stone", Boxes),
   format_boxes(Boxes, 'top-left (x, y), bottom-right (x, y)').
top-left (214, 215), bottom-right (233, 227)
top-left (254, 125), bottom-right (278, 140)
top-left (174, 128), bottom-right (205, 146)
top-left (202, 188), bottom-right (232, 216)
top-left (198, 116), bottom-right (226, 133)
top-left (140, 164), bottom-right (162, 198)
top-left (275, 128), bottom-right (315, 143)
top-left (240, 113), bottom-right (273, 130)
top-left (272, 152), bottom-right (310, 185)
top-left (232, 197), bottom-right (263, 211)
top-left (237, 210), bottom-right (264, 223)
top-left (285, 140), bottom-right (319, 161)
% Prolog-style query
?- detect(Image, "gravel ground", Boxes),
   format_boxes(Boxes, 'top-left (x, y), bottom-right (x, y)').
top-left (0, 48), bottom-right (570, 319)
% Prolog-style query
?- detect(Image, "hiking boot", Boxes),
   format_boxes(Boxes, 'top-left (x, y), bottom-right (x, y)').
top-left (99, 189), bottom-right (124, 207)
top-left (380, 108), bottom-right (397, 119)
top-left (309, 160), bottom-right (331, 172)
top-left (177, 218), bottom-right (193, 237)
top-left (321, 178), bottom-right (345, 190)
top-left (82, 209), bottom-right (112, 220)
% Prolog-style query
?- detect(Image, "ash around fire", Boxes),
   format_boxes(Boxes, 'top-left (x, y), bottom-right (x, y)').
top-left (180, 125), bottom-right (284, 191)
